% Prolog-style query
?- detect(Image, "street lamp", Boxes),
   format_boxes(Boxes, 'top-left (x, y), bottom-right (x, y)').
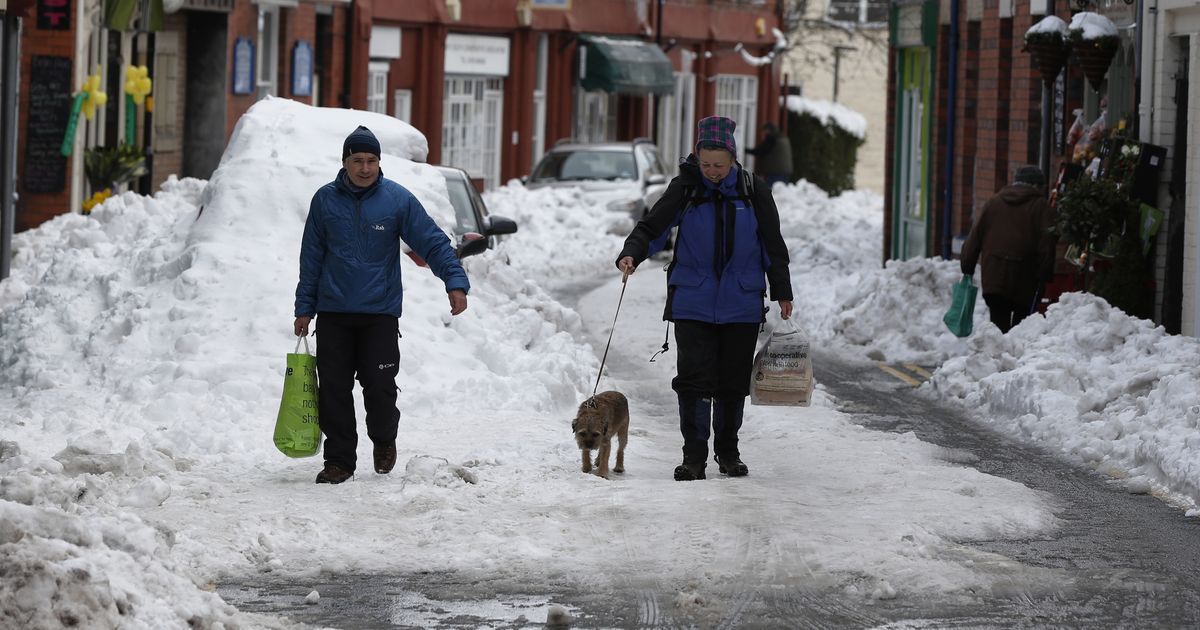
top-left (832, 45), bottom-right (857, 103)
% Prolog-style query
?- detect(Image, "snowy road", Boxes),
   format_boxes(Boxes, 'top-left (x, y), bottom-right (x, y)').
top-left (217, 272), bottom-right (1200, 628)
top-left (219, 349), bottom-right (1200, 628)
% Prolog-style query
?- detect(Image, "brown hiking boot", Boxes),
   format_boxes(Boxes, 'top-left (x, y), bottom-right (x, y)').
top-left (315, 464), bottom-right (353, 484)
top-left (373, 443), bottom-right (397, 474)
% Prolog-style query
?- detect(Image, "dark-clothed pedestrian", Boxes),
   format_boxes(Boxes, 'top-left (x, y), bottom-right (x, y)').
top-left (293, 125), bottom-right (470, 484)
top-left (960, 165), bottom-right (1057, 334)
top-left (746, 122), bottom-right (793, 186)
top-left (616, 115), bottom-right (794, 481)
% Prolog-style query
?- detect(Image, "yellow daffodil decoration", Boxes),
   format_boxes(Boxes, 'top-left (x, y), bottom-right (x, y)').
top-left (125, 65), bottom-right (152, 105)
top-left (81, 70), bottom-right (108, 120)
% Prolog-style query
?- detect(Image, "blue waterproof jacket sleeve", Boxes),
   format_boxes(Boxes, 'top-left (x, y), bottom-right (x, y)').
top-left (395, 188), bottom-right (470, 294)
top-left (295, 194), bottom-right (326, 317)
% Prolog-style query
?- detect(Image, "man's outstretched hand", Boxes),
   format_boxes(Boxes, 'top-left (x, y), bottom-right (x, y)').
top-left (449, 289), bottom-right (468, 316)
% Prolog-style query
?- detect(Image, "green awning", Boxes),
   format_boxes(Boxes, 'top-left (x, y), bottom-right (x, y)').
top-left (579, 36), bottom-right (674, 96)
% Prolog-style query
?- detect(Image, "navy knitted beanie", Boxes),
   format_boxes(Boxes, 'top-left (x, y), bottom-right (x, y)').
top-left (343, 125), bottom-right (381, 159)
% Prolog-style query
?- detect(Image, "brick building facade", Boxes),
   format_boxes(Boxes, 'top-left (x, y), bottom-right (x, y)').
top-left (2, 0), bottom-right (785, 236)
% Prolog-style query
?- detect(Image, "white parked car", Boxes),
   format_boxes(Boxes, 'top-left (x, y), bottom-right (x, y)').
top-left (522, 139), bottom-right (670, 220)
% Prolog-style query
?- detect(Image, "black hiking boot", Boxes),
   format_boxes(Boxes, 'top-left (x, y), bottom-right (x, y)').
top-left (674, 462), bottom-right (706, 481)
top-left (373, 442), bottom-right (397, 474)
top-left (714, 454), bottom-right (749, 477)
top-left (315, 464), bottom-right (353, 484)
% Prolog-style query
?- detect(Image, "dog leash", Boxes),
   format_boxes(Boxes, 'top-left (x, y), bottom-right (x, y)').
top-left (589, 270), bottom-right (630, 406)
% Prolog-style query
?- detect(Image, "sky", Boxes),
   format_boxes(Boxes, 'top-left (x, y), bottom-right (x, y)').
top-left (1, 97), bottom-right (1198, 629)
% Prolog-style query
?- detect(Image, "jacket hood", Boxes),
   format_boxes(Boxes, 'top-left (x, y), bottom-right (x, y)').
top-left (997, 183), bottom-right (1044, 205)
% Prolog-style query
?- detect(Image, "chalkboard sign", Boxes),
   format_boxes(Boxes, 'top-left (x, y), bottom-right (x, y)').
top-left (23, 55), bottom-right (72, 194)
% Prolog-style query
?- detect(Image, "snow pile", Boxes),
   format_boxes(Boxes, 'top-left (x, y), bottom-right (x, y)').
top-left (929, 292), bottom-right (1200, 506)
top-left (0, 99), bottom-right (597, 627)
top-left (1069, 12), bottom-right (1119, 40)
top-left (1026, 15), bottom-right (1069, 39)
top-left (485, 181), bottom-right (633, 292)
top-left (785, 95), bottom-right (868, 139)
top-left (773, 185), bottom-right (981, 364)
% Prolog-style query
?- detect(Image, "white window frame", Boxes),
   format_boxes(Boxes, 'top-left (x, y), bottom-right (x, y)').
top-left (714, 74), bottom-right (758, 167)
top-left (367, 61), bottom-right (389, 114)
top-left (442, 76), bottom-right (504, 189)
top-left (827, 0), bottom-right (889, 26)
top-left (256, 6), bottom-right (280, 99)
top-left (531, 34), bottom-right (549, 167)
top-left (393, 89), bottom-right (412, 123)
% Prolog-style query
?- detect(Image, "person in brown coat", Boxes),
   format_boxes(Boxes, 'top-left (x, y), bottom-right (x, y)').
top-left (960, 165), bottom-right (1057, 333)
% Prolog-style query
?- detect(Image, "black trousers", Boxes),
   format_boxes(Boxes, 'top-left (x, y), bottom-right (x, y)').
top-left (315, 313), bottom-right (401, 472)
top-left (672, 320), bottom-right (759, 462)
top-left (671, 320), bottom-right (760, 399)
top-left (983, 293), bottom-right (1030, 334)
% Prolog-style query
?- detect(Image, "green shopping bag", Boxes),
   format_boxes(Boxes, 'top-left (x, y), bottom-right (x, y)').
top-left (274, 337), bottom-right (321, 458)
top-left (942, 274), bottom-right (978, 338)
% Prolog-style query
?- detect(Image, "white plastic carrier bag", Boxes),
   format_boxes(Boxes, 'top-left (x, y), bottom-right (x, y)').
top-left (749, 319), bottom-right (814, 407)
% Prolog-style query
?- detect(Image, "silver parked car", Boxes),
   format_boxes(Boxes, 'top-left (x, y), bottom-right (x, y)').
top-left (522, 139), bottom-right (670, 219)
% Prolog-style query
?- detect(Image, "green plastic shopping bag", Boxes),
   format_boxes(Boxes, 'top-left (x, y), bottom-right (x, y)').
top-left (942, 274), bottom-right (978, 338)
top-left (273, 336), bottom-right (321, 458)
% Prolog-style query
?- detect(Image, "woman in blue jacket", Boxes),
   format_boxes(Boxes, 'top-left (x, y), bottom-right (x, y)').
top-left (294, 126), bottom-right (470, 485)
top-left (617, 116), bottom-right (793, 481)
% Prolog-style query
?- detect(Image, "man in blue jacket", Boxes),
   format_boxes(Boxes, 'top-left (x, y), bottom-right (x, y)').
top-left (617, 115), bottom-right (793, 481)
top-left (293, 125), bottom-right (470, 484)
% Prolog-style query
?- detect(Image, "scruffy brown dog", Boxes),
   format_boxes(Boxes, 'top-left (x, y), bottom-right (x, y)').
top-left (571, 391), bottom-right (629, 479)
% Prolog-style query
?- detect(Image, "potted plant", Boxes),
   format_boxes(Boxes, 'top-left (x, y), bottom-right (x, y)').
top-left (1068, 12), bottom-right (1120, 92)
top-left (1053, 174), bottom-right (1136, 289)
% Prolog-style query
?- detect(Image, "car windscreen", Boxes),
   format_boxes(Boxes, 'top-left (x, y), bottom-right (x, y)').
top-left (531, 150), bottom-right (637, 182)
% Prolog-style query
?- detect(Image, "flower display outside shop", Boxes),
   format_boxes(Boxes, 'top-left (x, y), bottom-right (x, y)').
top-left (82, 144), bottom-right (148, 215)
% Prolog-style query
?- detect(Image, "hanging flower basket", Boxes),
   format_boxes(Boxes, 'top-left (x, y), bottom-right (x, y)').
top-left (1026, 37), bottom-right (1069, 85)
top-left (1069, 12), bottom-right (1120, 92)
top-left (1072, 35), bottom-right (1120, 91)
top-left (1024, 16), bottom-right (1069, 85)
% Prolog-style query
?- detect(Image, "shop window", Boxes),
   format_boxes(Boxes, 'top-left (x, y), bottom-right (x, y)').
top-left (442, 76), bottom-right (504, 189)
top-left (574, 90), bottom-right (617, 143)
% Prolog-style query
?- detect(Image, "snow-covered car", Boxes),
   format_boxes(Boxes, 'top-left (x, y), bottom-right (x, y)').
top-left (435, 165), bottom-right (518, 259)
top-left (522, 139), bottom-right (670, 219)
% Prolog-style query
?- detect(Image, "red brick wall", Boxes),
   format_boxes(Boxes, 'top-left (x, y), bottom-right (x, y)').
top-left (226, 0), bottom-right (260, 140)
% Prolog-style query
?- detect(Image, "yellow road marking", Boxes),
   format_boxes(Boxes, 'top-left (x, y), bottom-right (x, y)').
top-left (904, 363), bottom-right (933, 379)
top-left (876, 363), bottom-right (922, 387)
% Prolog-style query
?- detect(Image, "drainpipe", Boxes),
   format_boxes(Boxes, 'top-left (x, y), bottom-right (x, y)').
top-left (1038, 1), bottom-right (1055, 181)
top-left (651, 0), bottom-right (663, 144)
top-left (1, 15), bottom-right (18, 280)
top-left (941, 0), bottom-right (959, 260)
